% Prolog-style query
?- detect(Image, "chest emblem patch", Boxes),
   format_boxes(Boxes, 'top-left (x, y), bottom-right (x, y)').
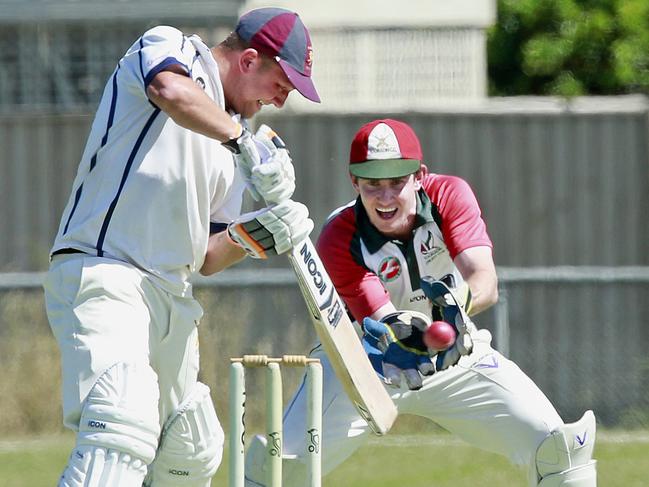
top-left (420, 230), bottom-right (444, 263)
top-left (378, 256), bottom-right (402, 282)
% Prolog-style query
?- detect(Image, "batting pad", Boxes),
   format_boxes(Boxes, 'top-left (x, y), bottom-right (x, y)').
top-left (145, 382), bottom-right (224, 486)
top-left (59, 362), bottom-right (161, 486)
top-left (78, 362), bottom-right (160, 462)
top-left (58, 446), bottom-right (148, 487)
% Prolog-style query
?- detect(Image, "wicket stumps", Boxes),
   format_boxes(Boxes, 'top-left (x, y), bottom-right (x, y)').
top-left (229, 355), bottom-right (323, 487)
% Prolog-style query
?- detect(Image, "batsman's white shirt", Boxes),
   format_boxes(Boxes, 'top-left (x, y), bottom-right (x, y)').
top-left (45, 27), bottom-right (239, 450)
top-left (51, 25), bottom-right (245, 297)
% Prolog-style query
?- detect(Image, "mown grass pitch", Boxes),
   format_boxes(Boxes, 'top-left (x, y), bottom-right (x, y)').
top-left (0, 430), bottom-right (647, 486)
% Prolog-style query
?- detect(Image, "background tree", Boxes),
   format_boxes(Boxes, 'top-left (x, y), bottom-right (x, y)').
top-left (488, 0), bottom-right (649, 96)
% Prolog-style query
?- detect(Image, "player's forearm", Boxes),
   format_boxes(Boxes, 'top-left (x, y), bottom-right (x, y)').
top-left (200, 231), bottom-right (247, 275)
top-left (147, 71), bottom-right (240, 142)
top-left (454, 246), bottom-right (499, 315)
top-left (368, 302), bottom-right (398, 321)
top-left (464, 270), bottom-right (498, 315)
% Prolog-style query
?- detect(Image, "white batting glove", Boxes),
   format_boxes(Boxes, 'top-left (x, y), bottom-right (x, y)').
top-left (250, 125), bottom-right (295, 205)
top-left (231, 125), bottom-right (296, 204)
top-left (227, 200), bottom-right (313, 259)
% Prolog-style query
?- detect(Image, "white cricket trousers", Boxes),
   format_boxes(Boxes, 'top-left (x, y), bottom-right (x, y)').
top-left (44, 254), bottom-right (204, 433)
top-left (281, 332), bottom-right (564, 485)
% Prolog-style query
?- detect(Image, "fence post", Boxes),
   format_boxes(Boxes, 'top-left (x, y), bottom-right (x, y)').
top-left (494, 287), bottom-right (510, 357)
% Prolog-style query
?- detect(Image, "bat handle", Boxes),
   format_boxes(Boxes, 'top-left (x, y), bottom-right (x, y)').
top-left (257, 124), bottom-right (287, 149)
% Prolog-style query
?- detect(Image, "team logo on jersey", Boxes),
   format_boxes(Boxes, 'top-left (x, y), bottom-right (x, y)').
top-left (194, 76), bottom-right (205, 90)
top-left (420, 230), bottom-right (444, 263)
top-left (378, 256), bottom-right (401, 282)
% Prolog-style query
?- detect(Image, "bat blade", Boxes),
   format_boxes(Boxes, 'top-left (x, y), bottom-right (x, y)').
top-left (288, 238), bottom-right (397, 435)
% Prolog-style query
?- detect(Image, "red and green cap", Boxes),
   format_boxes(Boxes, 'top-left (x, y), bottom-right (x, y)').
top-left (236, 7), bottom-right (320, 103)
top-left (349, 119), bottom-right (423, 179)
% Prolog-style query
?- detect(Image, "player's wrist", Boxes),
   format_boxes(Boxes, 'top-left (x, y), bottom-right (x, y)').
top-left (225, 224), bottom-right (245, 252)
top-left (221, 123), bottom-right (246, 154)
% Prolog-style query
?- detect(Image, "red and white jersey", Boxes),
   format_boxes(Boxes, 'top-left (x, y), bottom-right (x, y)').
top-left (51, 26), bottom-right (246, 296)
top-left (316, 174), bottom-right (492, 321)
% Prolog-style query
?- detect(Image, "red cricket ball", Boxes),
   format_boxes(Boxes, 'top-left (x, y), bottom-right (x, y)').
top-left (423, 321), bottom-right (457, 351)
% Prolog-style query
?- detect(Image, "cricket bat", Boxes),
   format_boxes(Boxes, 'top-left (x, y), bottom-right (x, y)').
top-left (288, 237), bottom-right (397, 435)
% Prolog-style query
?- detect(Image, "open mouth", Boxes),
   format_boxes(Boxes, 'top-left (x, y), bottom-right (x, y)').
top-left (375, 207), bottom-right (397, 220)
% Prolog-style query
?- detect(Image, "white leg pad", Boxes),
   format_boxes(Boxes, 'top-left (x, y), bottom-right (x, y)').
top-left (537, 462), bottom-right (597, 487)
top-left (59, 362), bottom-right (161, 486)
top-left (59, 446), bottom-right (148, 487)
top-left (244, 434), bottom-right (267, 487)
top-left (145, 382), bottom-right (224, 486)
top-left (535, 410), bottom-right (597, 487)
top-left (243, 434), bottom-right (305, 487)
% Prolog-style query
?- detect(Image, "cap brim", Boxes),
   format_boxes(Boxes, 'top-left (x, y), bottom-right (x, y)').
top-left (278, 59), bottom-right (321, 103)
top-left (349, 159), bottom-right (421, 179)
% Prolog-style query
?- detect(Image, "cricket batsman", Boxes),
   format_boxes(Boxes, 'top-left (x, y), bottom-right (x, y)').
top-left (43, 7), bottom-right (319, 486)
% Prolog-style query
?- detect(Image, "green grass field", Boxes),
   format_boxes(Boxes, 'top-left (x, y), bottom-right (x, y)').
top-left (1, 430), bottom-right (647, 486)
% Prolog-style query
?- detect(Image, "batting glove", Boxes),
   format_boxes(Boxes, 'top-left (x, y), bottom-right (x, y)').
top-left (227, 200), bottom-right (313, 259)
top-left (420, 276), bottom-right (475, 370)
top-left (361, 311), bottom-right (435, 391)
top-left (249, 125), bottom-right (296, 205)
top-left (229, 124), bottom-right (296, 205)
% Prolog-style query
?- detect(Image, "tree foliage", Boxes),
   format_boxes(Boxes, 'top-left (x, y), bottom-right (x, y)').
top-left (487, 0), bottom-right (649, 96)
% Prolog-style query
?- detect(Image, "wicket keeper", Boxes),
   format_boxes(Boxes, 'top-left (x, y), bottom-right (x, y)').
top-left (245, 119), bottom-right (597, 487)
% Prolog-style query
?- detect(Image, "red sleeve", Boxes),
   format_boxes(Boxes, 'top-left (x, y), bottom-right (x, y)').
top-left (316, 206), bottom-right (390, 322)
top-left (422, 174), bottom-right (492, 259)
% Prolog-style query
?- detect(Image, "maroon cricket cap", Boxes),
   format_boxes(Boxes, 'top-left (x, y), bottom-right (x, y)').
top-left (349, 119), bottom-right (423, 178)
top-left (236, 7), bottom-right (320, 103)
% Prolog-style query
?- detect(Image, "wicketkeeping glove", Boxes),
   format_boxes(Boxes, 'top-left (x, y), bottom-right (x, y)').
top-left (227, 200), bottom-right (313, 259)
top-left (361, 311), bottom-right (435, 391)
top-left (420, 276), bottom-right (475, 370)
top-left (232, 124), bottom-right (296, 205)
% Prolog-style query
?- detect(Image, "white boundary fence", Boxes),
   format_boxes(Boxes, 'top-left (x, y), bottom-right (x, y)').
top-left (2, 266), bottom-right (648, 427)
top-left (3, 266), bottom-right (649, 356)
top-left (493, 266), bottom-right (649, 358)
top-left (5, 265), bottom-right (648, 288)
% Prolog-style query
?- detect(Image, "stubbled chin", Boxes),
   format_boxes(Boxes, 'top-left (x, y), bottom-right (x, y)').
top-left (371, 217), bottom-right (396, 233)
